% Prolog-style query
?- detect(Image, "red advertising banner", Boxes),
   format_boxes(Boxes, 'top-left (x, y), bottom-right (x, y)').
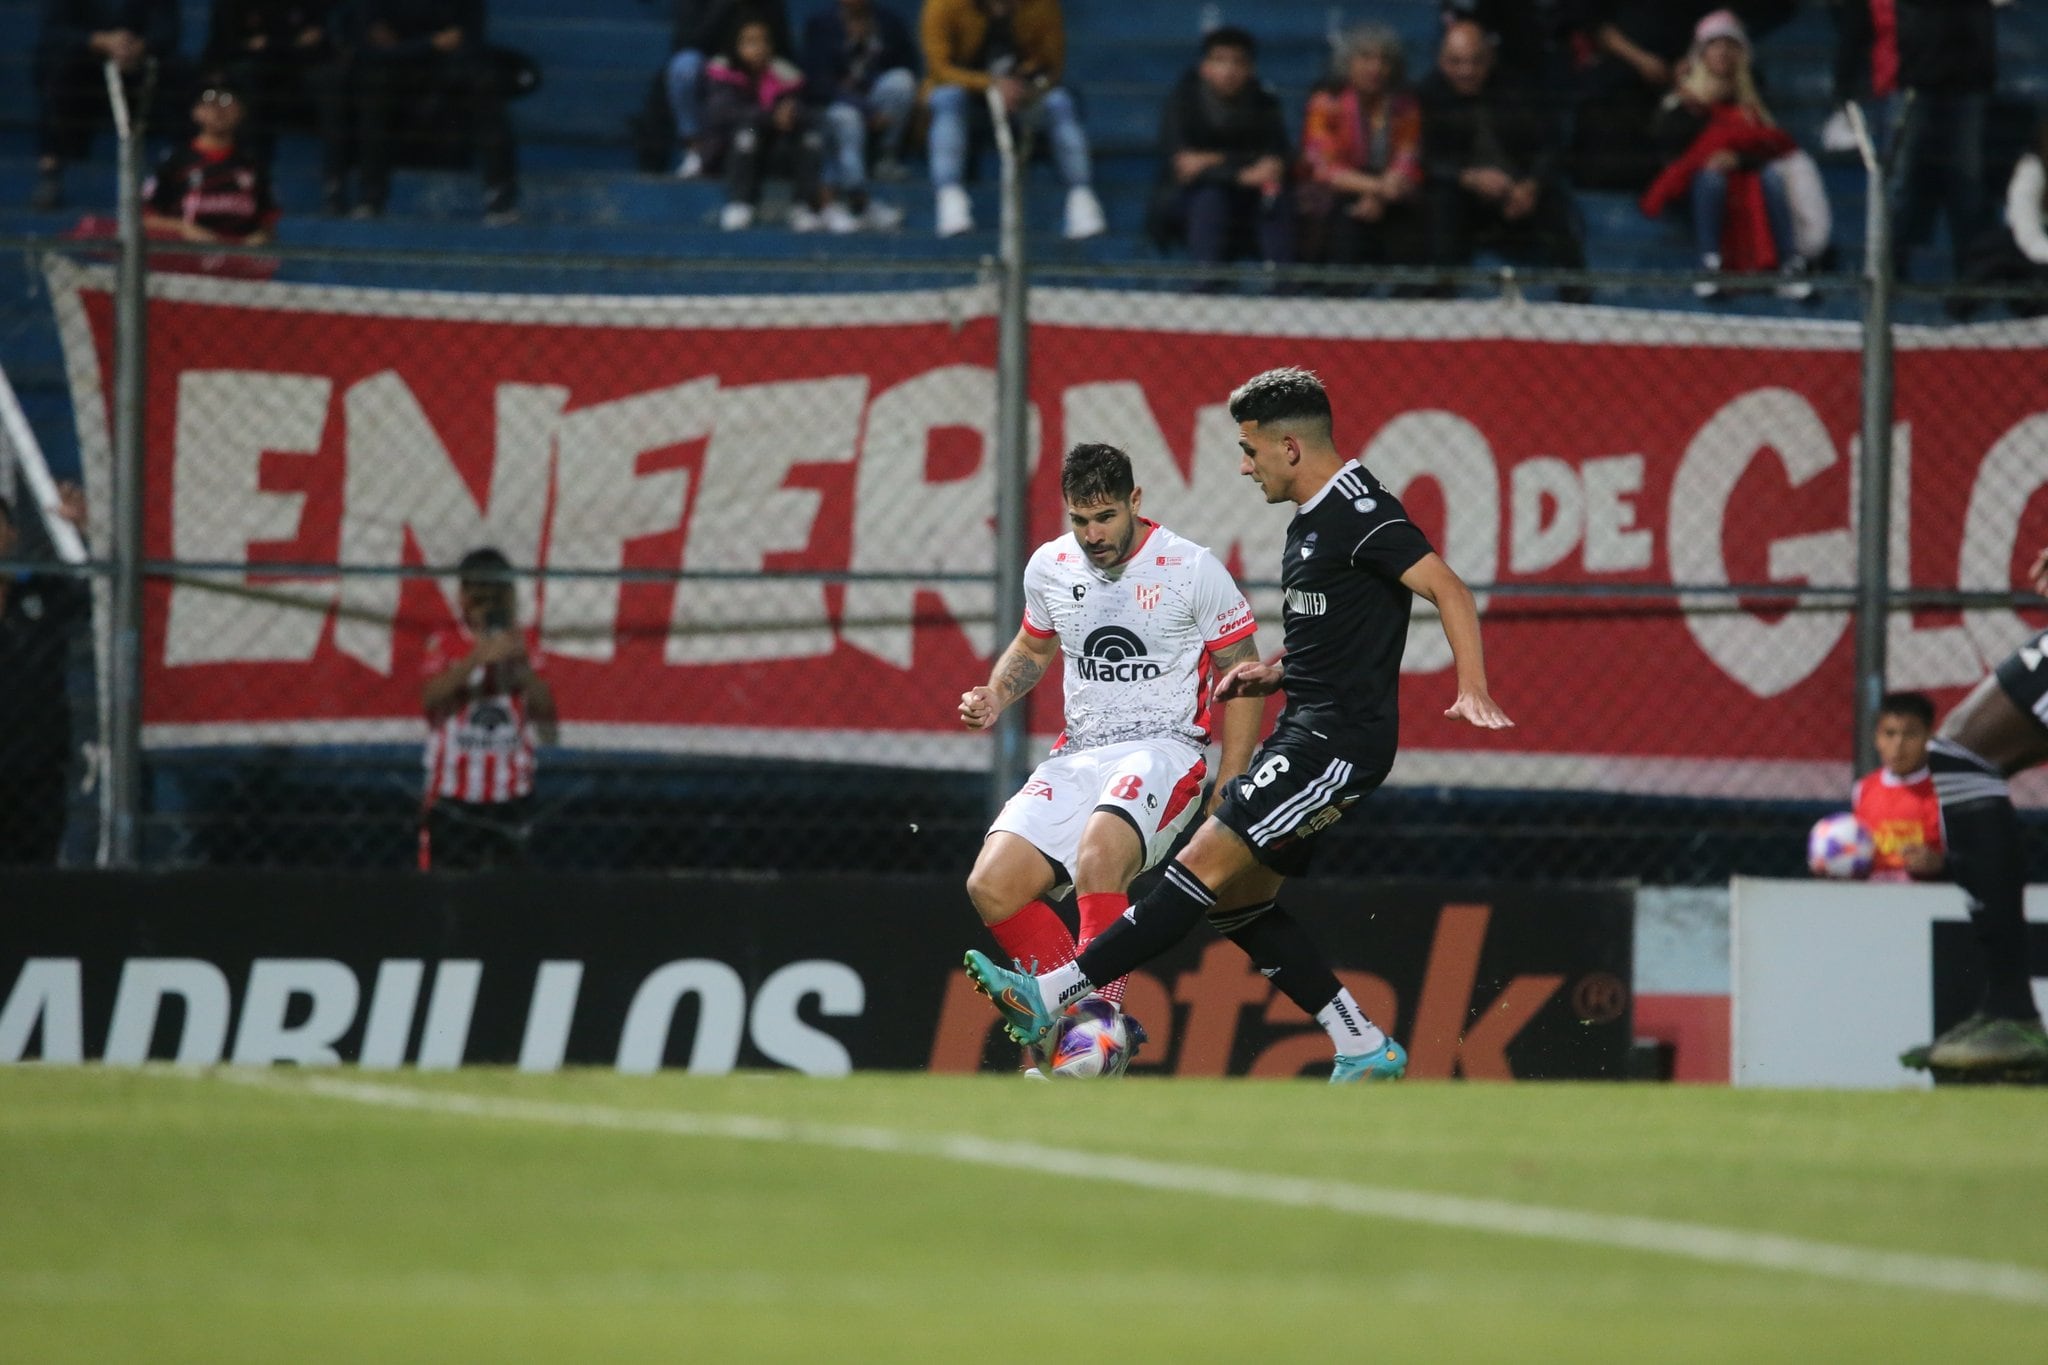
top-left (48, 262), bottom-right (2048, 799)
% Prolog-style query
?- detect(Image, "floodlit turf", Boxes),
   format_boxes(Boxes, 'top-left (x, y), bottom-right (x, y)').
top-left (2, 1068), bottom-right (2045, 1363)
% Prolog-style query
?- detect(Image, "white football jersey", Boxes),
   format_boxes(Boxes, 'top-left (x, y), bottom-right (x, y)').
top-left (1021, 520), bottom-right (1256, 753)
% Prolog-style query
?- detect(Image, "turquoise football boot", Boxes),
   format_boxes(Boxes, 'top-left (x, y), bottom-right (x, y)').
top-left (963, 949), bottom-right (1059, 1047)
top-left (1330, 1038), bottom-right (1408, 1083)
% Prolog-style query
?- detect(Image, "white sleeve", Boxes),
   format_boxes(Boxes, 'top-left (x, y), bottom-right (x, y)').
top-left (1021, 548), bottom-right (1057, 638)
top-left (1190, 551), bottom-right (1256, 649)
top-left (2008, 155), bottom-right (2048, 266)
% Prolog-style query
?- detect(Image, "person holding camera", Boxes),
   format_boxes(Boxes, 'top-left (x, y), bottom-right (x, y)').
top-left (417, 547), bottom-right (557, 870)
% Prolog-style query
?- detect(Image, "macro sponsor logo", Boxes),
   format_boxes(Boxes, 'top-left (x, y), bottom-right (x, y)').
top-left (1076, 625), bottom-right (1162, 682)
top-left (0, 956), bottom-right (866, 1076)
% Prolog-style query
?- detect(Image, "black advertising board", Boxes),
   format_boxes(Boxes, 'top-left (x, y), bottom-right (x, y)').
top-left (0, 871), bottom-right (1632, 1079)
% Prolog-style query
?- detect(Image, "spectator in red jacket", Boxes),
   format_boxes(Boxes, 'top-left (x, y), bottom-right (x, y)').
top-left (1641, 10), bottom-right (1810, 300)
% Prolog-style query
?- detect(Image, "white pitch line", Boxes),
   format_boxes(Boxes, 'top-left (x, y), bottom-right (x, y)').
top-left (212, 1070), bottom-right (2048, 1309)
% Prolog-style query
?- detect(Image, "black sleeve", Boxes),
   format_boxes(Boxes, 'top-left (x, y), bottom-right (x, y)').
top-left (1257, 87), bottom-right (1291, 162)
top-left (1348, 512), bottom-right (1435, 580)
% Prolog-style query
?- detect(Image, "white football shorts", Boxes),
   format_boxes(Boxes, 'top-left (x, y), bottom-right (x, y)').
top-left (988, 736), bottom-right (1209, 891)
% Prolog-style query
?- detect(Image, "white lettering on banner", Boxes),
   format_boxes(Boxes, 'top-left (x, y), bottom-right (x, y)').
top-left (1510, 457), bottom-right (1582, 574)
top-left (0, 959), bottom-right (84, 1063)
top-left (1961, 413), bottom-right (2048, 669)
top-left (1668, 388), bottom-right (1852, 699)
top-left (359, 959), bottom-right (425, 1069)
top-left (104, 958), bottom-right (231, 1065)
top-left (166, 371), bottom-right (335, 665)
top-left (668, 377), bottom-right (868, 666)
top-left (617, 959), bottom-right (746, 1074)
top-left (418, 960), bottom-right (482, 1070)
top-left (1868, 425), bottom-right (1982, 689)
top-left (1582, 455), bottom-right (1654, 572)
top-left (334, 374), bottom-right (559, 674)
top-left (1361, 411), bottom-right (1499, 673)
top-left (1062, 382), bottom-right (1287, 622)
top-left (843, 366), bottom-right (1039, 667)
top-left (543, 379), bottom-right (714, 663)
top-left (518, 961), bottom-right (584, 1073)
top-left (231, 958), bottom-right (359, 1065)
top-left (748, 960), bottom-right (863, 1077)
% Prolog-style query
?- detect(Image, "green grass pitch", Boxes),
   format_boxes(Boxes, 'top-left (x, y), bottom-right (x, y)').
top-left (2, 1066), bottom-right (2044, 1362)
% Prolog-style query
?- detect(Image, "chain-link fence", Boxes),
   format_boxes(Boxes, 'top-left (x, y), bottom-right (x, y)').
top-left (4, 242), bottom-right (2046, 883)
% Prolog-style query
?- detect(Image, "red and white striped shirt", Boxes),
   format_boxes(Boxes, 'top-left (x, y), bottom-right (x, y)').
top-left (421, 626), bottom-right (545, 804)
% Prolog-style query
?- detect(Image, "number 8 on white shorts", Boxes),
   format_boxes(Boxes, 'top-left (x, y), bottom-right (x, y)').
top-left (989, 737), bottom-right (1210, 889)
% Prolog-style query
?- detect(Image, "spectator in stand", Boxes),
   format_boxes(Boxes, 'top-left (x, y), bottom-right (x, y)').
top-left (1297, 23), bottom-right (1426, 278)
top-left (1570, 0), bottom-right (1711, 191)
top-left (800, 0), bottom-right (917, 233)
top-left (1148, 26), bottom-right (1291, 270)
top-left (142, 79), bottom-right (280, 246)
top-left (1819, 0), bottom-right (1889, 154)
top-left (419, 547), bottom-right (557, 872)
top-left (204, 1), bottom-right (338, 169)
top-left (1640, 10), bottom-right (1813, 301)
top-left (0, 487), bottom-right (88, 866)
top-left (704, 15), bottom-right (825, 231)
top-left (1892, 0), bottom-right (1996, 280)
top-left (31, 0), bottom-right (184, 211)
top-left (1851, 691), bottom-right (1944, 883)
top-left (921, 0), bottom-right (1105, 240)
top-left (320, 0), bottom-right (520, 224)
top-left (1954, 118), bottom-right (2048, 319)
top-left (1438, 0), bottom-right (1579, 94)
top-left (1419, 20), bottom-right (1588, 298)
top-left (661, 0), bottom-right (792, 180)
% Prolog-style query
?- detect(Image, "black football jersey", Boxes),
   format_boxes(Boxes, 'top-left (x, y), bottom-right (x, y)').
top-left (1276, 461), bottom-right (1435, 759)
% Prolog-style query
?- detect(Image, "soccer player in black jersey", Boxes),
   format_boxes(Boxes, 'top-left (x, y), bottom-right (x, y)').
top-left (966, 367), bottom-right (1512, 1081)
top-left (1906, 544), bottom-right (2048, 1077)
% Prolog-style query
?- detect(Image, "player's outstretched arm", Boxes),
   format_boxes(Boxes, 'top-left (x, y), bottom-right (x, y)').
top-left (1206, 636), bottom-right (1266, 810)
top-left (959, 626), bottom-right (1061, 730)
top-left (1399, 553), bottom-right (1514, 730)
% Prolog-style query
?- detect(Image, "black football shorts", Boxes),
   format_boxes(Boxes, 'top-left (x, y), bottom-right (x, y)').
top-left (1212, 726), bottom-right (1389, 877)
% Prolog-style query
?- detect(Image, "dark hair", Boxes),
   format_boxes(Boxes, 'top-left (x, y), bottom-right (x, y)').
top-left (1878, 691), bottom-right (1936, 729)
top-left (457, 546), bottom-right (512, 585)
top-left (1228, 367), bottom-right (1333, 436)
top-left (1061, 443), bottom-right (1135, 506)
top-left (1202, 25), bottom-right (1257, 60)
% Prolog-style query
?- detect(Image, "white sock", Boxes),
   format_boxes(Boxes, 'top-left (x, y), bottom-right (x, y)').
top-left (1039, 961), bottom-right (1092, 1013)
top-left (1318, 988), bottom-right (1387, 1056)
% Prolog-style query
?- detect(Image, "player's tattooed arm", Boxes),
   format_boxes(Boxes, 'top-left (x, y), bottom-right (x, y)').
top-left (960, 627), bottom-right (1061, 730)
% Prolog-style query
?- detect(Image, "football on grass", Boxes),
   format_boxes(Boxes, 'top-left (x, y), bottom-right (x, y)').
top-left (1048, 996), bottom-right (1133, 1078)
top-left (1807, 812), bottom-right (1875, 879)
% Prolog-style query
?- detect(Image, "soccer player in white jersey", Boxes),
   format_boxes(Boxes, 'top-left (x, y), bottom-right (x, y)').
top-left (958, 443), bottom-right (1265, 1052)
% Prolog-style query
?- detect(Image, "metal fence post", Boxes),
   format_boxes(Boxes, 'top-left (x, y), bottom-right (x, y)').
top-left (988, 86), bottom-right (1032, 815)
top-left (1847, 100), bottom-right (1904, 780)
top-left (104, 58), bottom-right (148, 867)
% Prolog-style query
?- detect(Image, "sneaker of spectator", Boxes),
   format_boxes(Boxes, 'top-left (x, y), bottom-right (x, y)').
top-left (862, 198), bottom-right (905, 230)
top-left (922, 0), bottom-right (1101, 240)
top-left (802, 1), bottom-right (918, 236)
top-left (936, 182), bottom-right (974, 236)
top-left (1147, 26), bottom-right (1292, 268)
top-left (719, 199), bottom-right (755, 230)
